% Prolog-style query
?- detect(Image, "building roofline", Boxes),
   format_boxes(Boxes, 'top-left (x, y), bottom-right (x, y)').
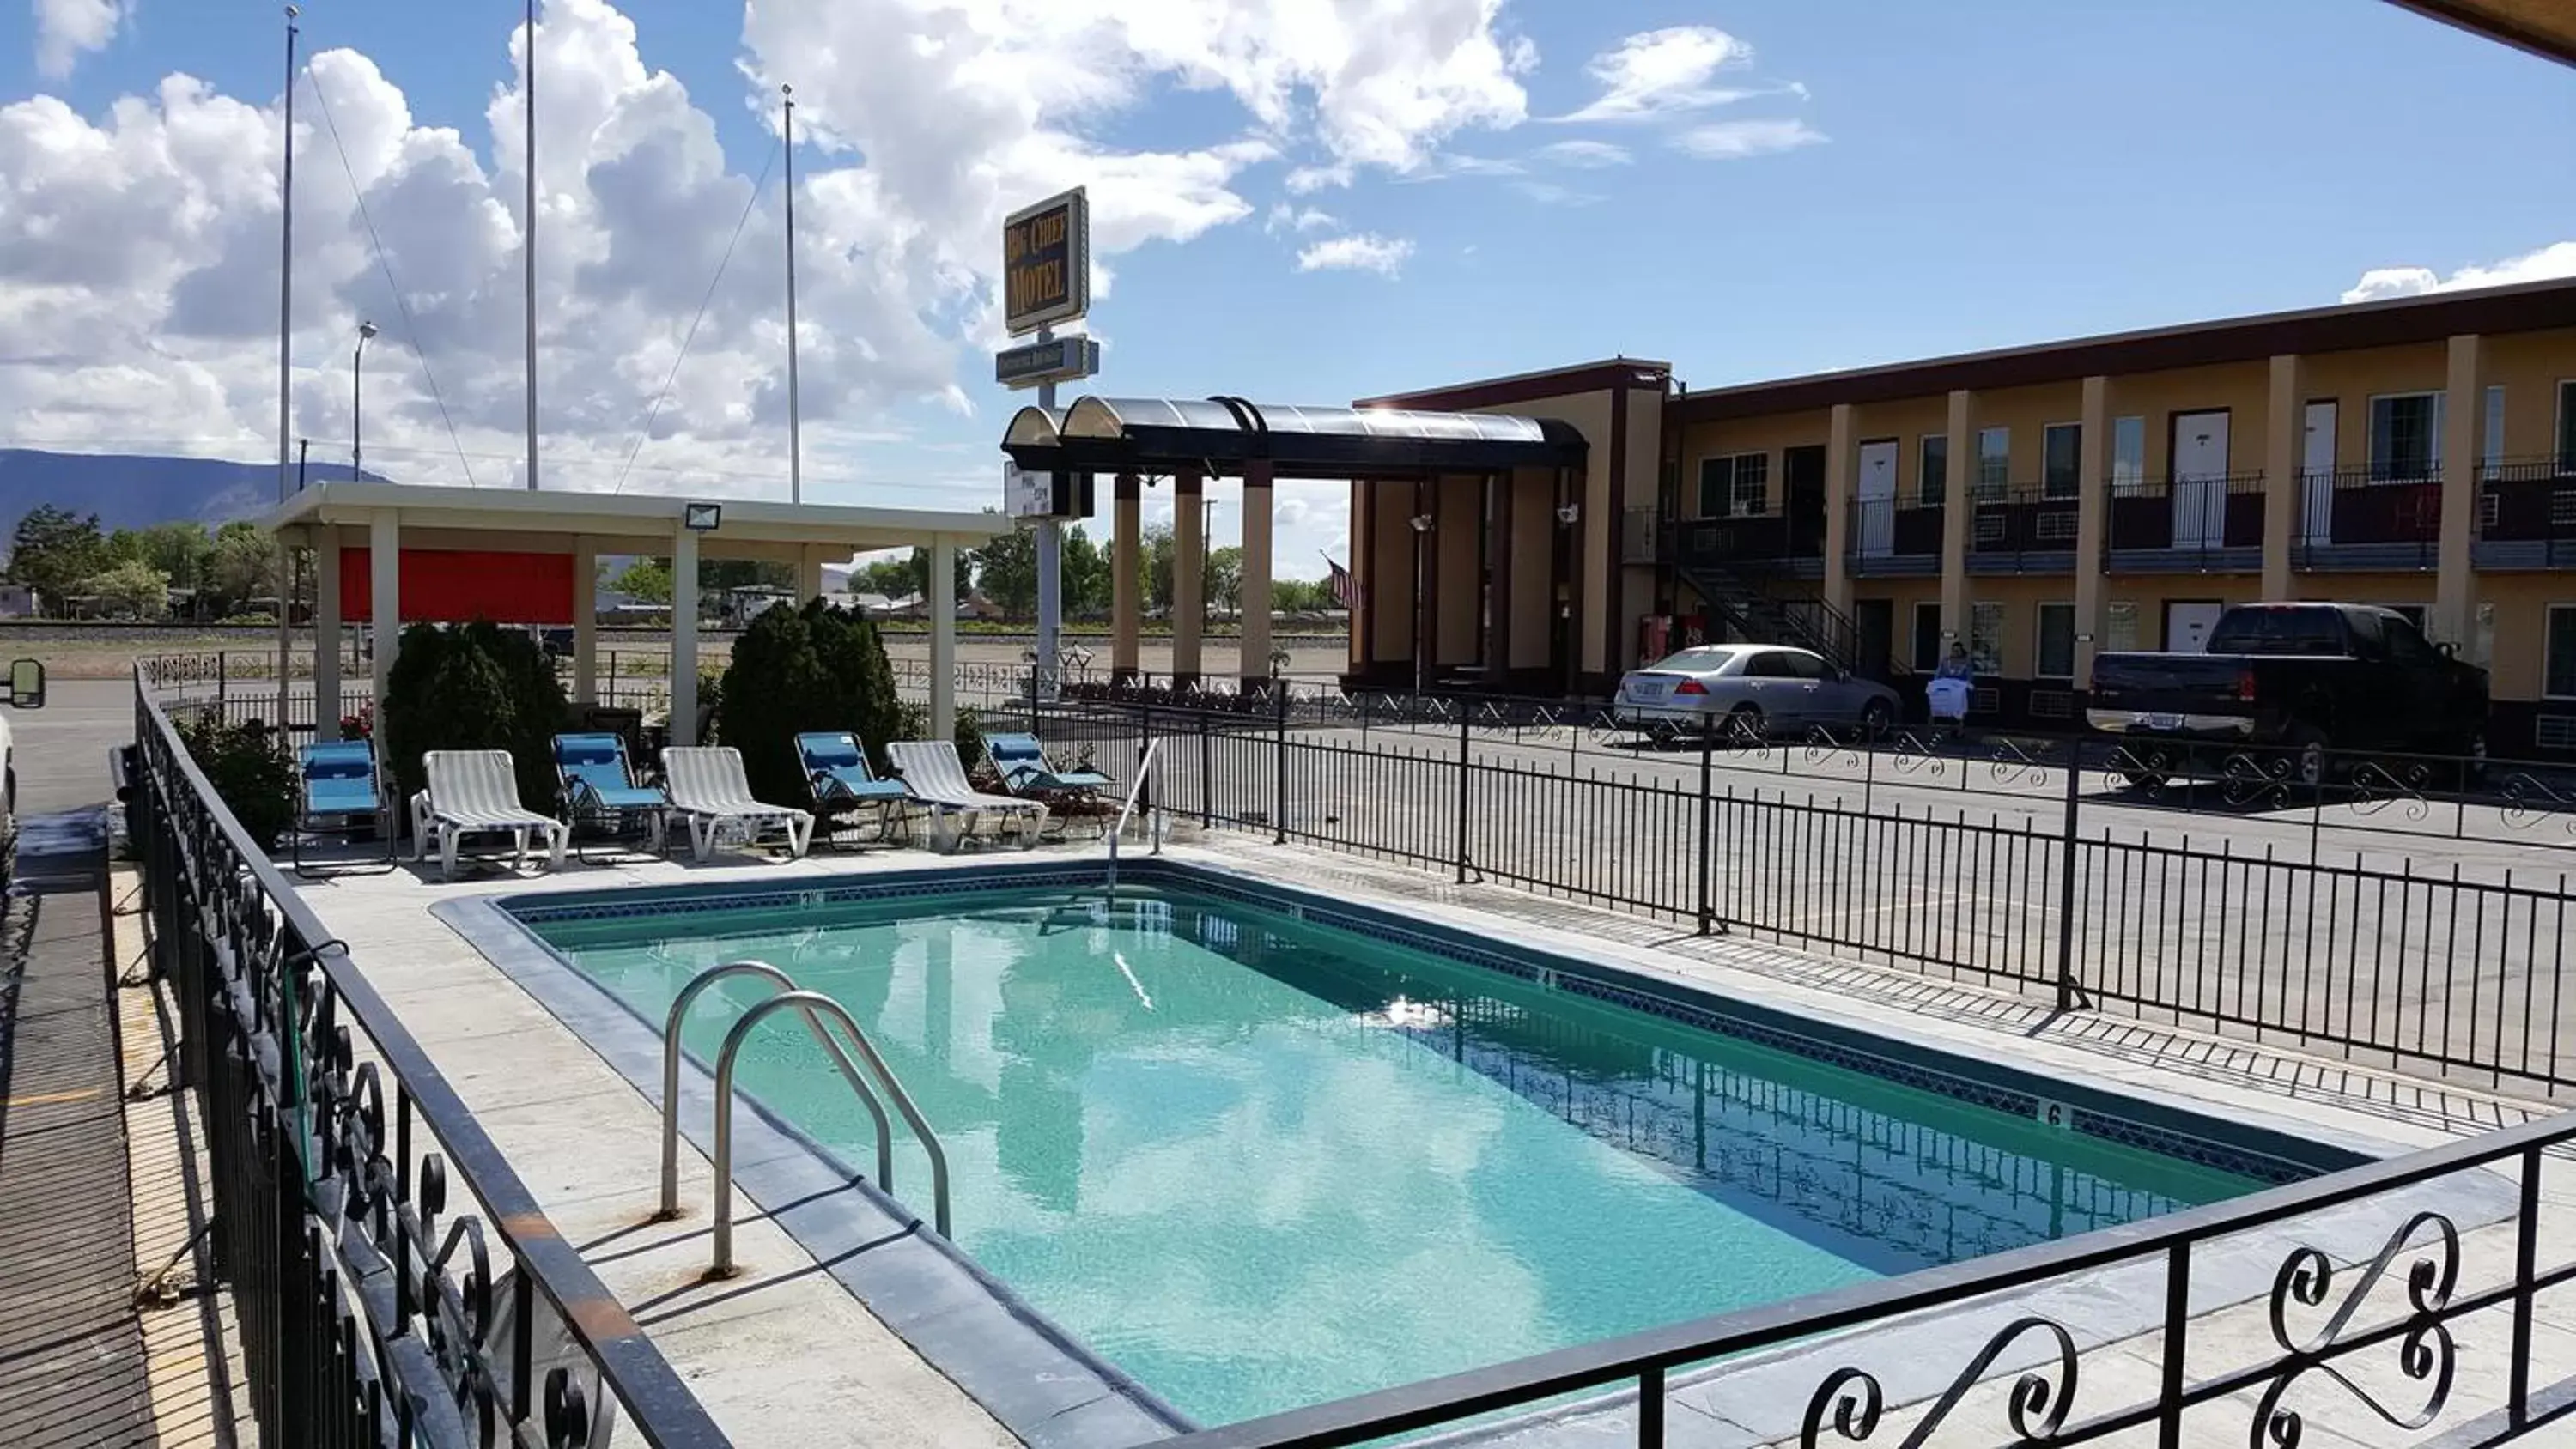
top-left (2383, 0), bottom-right (2576, 65)
top-left (1355, 356), bottom-right (1673, 413)
top-left (1669, 276), bottom-right (2576, 424)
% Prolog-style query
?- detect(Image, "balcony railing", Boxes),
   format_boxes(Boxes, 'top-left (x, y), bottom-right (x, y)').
top-left (2105, 471), bottom-right (2265, 571)
top-left (2475, 455), bottom-right (2576, 568)
top-left (2292, 464), bottom-right (2442, 569)
top-left (1967, 485), bottom-right (2081, 573)
top-left (1844, 497), bottom-right (1944, 572)
top-left (1668, 512), bottom-right (1826, 573)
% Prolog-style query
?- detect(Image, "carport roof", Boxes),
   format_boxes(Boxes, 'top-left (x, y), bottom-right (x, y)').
top-left (256, 482), bottom-right (1010, 553)
top-left (1001, 395), bottom-right (1588, 480)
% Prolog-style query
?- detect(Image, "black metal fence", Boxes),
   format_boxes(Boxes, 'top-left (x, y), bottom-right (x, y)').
top-left (130, 668), bottom-right (730, 1449)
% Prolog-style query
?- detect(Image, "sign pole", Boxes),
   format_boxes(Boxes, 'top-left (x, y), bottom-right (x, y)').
top-left (1035, 325), bottom-right (1061, 699)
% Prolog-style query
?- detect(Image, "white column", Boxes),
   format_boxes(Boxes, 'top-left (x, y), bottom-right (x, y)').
top-left (314, 531), bottom-right (343, 741)
top-left (573, 535), bottom-right (598, 706)
top-left (368, 510), bottom-right (399, 718)
top-left (1240, 461), bottom-right (1274, 686)
top-left (797, 545), bottom-right (825, 604)
top-left (1939, 390), bottom-right (1974, 647)
top-left (930, 535), bottom-right (957, 743)
top-left (2261, 355), bottom-right (2305, 599)
top-left (1172, 473), bottom-right (1205, 683)
top-left (671, 525), bottom-right (701, 744)
top-left (2433, 333), bottom-right (2482, 648)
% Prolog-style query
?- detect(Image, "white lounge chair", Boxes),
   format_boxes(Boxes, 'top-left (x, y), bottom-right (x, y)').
top-left (662, 746), bottom-right (814, 862)
top-left (410, 749), bottom-right (569, 881)
top-left (885, 741), bottom-right (1048, 850)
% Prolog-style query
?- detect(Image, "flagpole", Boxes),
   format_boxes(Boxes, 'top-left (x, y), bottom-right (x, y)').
top-left (523, 0), bottom-right (539, 491)
top-left (277, 5), bottom-right (298, 503)
top-left (783, 84), bottom-right (801, 505)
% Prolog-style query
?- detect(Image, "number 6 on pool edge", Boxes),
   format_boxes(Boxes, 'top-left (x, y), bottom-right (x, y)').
top-left (2037, 1100), bottom-right (2070, 1129)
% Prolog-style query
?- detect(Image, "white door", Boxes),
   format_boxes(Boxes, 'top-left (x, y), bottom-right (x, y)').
top-left (2301, 402), bottom-right (2336, 546)
top-left (1856, 440), bottom-right (1897, 557)
top-left (2171, 411), bottom-right (2230, 549)
top-left (2166, 602), bottom-right (2224, 653)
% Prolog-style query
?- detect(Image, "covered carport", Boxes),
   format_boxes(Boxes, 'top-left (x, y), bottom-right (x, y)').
top-left (257, 482), bottom-right (1008, 745)
top-left (1003, 396), bottom-right (1589, 693)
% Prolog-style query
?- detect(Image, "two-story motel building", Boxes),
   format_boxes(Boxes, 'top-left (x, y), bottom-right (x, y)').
top-left (1346, 276), bottom-right (2576, 756)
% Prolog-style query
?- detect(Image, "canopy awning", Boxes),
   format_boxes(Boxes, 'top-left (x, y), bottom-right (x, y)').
top-left (1002, 395), bottom-right (1588, 480)
top-left (257, 481), bottom-right (1009, 559)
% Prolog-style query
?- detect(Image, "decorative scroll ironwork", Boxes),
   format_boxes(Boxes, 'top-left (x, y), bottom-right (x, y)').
top-left (1801, 726), bottom-right (1862, 769)
top-left (1985, 737), bottom-right (2055, 790)
top-left (2499, 773), bottom-right (2576, 838)
top-left (2251, 1210), bottom-right (2460, 1447)
top-left (1802, 1315), bottom-right (2081, 1447)
top-left (2346, 760), bottom-right (2437, 823)
top-left (2217, 749), bottom-right (2301, 810)
top-left (1890, 730), bottom-right (1951, 779)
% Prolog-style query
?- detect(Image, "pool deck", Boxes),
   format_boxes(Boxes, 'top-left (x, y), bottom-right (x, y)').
top-left (289, 826), bottom-right (2576, 1449)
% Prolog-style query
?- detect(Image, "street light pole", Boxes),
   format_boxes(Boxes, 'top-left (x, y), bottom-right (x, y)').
top-left (782, 84), bottom-right (802, 505)
top-left (351, 320), bottom-right (377, 480)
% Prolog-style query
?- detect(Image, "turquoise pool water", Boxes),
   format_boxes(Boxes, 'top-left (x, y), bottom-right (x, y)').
top-left (526, 887), bottom-right (2266, 1427)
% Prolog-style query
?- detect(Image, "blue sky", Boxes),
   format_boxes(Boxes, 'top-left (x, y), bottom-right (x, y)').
top-left (4, 1), bottom-right (2571, 571)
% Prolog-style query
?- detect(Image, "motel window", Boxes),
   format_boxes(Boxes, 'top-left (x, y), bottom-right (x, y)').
top-left (2111, 416), bottom-right (2146, 494)
top-left (2559, 380), bottom-right (2576, 472)
top-left (2549, 606), bottom-right (2576, 700)
top-left (2368, 393), bottom-right (2444, 481)
top-left (1969, 601), bottom-right (2004, 677)
top-left (2105, 601), bottom-right (2139, 654)
top-left (1698, 453), bottom-right (1769, 518)
top-left (2042, 423), bottom-right (2082, 500)
top-left (1917, 435), bottom-right (1948, 506)
top-left (1911, 603), bottom-right (1942, 671)
top-left (2482, 385), bottom-right (2506, 480)
top-left (1976, 427), bottom-right (2011, 500)
top-left (2036, 603), bottom-right (2075, 680)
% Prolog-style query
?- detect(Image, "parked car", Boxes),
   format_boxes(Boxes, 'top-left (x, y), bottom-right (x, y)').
top-left (1613, 644), bottom-right (1900, 737)
top-left (2086, 602), bottom-right (2488, 784)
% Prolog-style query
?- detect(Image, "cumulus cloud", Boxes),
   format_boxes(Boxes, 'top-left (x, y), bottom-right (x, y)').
top-left (1266, 203), bottom-right (1337, 233)
top-left (2341, 240), bottom-right (2576, 304)
top-left (1295, 233), bottom-right (1413, 276)
top-left (1557, 27), bottom-right (1753, 124)
top-left (32, 0), bottom-right (125, 79)
top-left (0, 0), bottom-right (1538, 496)
top-left (1670, 118), bottom-right (1827, 160)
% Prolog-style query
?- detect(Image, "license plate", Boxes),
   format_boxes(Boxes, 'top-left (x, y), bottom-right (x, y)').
top-left (2145, 712), bottom-right (2184, 731)
top-left (1631, 681), bottom-right (1668, 700)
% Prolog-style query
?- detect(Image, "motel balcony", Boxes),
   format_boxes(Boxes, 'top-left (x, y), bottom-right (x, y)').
top-left (1966, 485), bottom-right (2081, 576)
top-left (2290, 464), bottom-right (2444, 572)
top-left (1844, 497), bottom-right (1946, 578)
top-left (2473, 456), bottom-right (2576, 571)
top-left (2104, 471), bottom-right (2265, 574)
top-left (1666, 511), bottom-right (1827, 579)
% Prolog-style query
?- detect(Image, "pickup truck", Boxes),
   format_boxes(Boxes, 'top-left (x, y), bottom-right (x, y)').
top-left (2086, 603), bottom-right (2488, 783)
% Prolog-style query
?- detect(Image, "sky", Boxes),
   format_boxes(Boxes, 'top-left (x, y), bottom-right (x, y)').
top-left (3, 0), bottom-right (2571, 579)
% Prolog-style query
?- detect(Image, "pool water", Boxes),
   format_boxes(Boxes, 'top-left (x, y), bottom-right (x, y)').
top-left (527, 887), bottom-right (2266, 1427)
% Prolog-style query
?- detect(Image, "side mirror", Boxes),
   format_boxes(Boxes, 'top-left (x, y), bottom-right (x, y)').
top-left (7, 658), bottom-right (43, 710)
top-left (2436, 640), bottom-right (2458, 659)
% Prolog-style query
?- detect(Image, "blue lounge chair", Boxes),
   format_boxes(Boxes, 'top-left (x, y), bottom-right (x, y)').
top-left (796, 731), bottom-right (914, 848)
top-left (292, 738), bottom-right (393, 875)
top-left (983, 731), bottom-right (1114, 798)
top-left (554, 731), bottom-right (667, 857)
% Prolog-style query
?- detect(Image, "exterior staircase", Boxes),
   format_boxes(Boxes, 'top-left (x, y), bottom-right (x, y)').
top-left (1674, 561), bottom-right (1860, 676)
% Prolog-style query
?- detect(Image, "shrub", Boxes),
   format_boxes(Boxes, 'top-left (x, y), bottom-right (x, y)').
top-left (178, 714), bottom-right (295, 851)
top-left (716, 600), bottom-right (902, 804)
top-left (380, 621), bottom-right (569, 816)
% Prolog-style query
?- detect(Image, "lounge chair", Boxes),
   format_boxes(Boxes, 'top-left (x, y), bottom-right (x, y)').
top-left (983, 731), bottom-right (1115, 801)
top-left (410, 749), bottom-right (569, 881)
top-left (796, 732), bottom-right (914, 849)
top-left (291, 738), bottom-right (394, 875)
top-left (663, 746), bottom-right (814, 862)
top-left (554, 731), bottom-right (667, 857)
top-left (886, 741), bottom-right (1048, 849)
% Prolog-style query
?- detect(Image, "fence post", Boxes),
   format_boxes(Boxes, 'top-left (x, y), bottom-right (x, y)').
top-left (1697, 718), bottom-right (1715, 935)
top-left (216, 650), bottom-right (228, 715)
top-left (1199, 708), bottom-right (1213, 828)
top-left (1455, 710), bottom-right (1471, 885)
top-left (1273, 682), bottom-right (1289, 846)
top-left (2055, 741), bottom-right (2081, 1013)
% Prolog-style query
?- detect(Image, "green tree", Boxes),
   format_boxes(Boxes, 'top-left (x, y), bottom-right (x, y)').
top-left (1141, 524), bottom-right (1176, 613)
top-left (1061, 524), bottom-right (1109, 617)
top-left (137, 522), bottom-right (213, 594)
top-left (970, 524), bottom-right (1037, 618)
top-left (699, 558), bottom-right (793, 592)
top-left (716, 600), bottom-right (903, 803)
top-left (380, 621), bottom-right (569, 818)
top-left (86, 559), bottom-right (170, 619)
top-left (613, 557), bottom-right (674, 604)
top-left (5, 504), bottom-right (107, 609)
top-left (849, 555), bottom-right (914, 597)
top-left (205, 521), bottom-right (277, 610)
top-left (900, 546), bottom-right (973, 603)
top-left (1205, 544), bottom-right (1244, 615)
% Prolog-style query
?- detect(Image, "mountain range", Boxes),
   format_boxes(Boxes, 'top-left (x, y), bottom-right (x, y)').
top-left (0, 451), bottom-right (383, 535)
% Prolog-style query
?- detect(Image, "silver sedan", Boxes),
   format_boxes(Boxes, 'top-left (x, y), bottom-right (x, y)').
top-left (1613, 644), bottom-right (1901, 737)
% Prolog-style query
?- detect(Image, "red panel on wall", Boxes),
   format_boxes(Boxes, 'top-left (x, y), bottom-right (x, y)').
top-left (341, 549), bottom-right (576, 625)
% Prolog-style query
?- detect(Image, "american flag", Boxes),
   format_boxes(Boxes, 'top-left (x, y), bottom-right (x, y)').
top-left (1325, 555), bottom-right (1361, 612)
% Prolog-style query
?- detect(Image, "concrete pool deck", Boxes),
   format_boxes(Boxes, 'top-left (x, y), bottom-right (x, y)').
top-left (287, 827), bottom-right (2576, 1449)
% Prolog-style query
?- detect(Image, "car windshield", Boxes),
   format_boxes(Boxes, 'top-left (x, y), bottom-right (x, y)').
top-left (1647, 648), bottom-right (1738, 674)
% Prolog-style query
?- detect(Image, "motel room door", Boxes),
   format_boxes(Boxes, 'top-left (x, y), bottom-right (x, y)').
top-left (2301, 401), bottom-right (2336, 547)
top-left (2171, 411), bottom-right (2230, 549)
top-left (2165, 600), bottom-right (2225, 653)
top-left (1856, 440), bottom-right (1898, 558)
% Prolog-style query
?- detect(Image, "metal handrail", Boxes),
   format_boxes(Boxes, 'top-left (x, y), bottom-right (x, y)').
top-left (1107, 737), bottom-right (1165, 892)
top-left (711, 989), bottom-right (953, 1274)
top-left (660, 960), bottom-right (893, 1218)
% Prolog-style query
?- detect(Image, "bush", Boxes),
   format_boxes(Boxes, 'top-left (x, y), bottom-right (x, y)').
top-left (179, 714), bottom-right (295, 851)
top-left (716, 600), bottom-right (902, 804)
top-left (380, 621), bottom-right (569, 817)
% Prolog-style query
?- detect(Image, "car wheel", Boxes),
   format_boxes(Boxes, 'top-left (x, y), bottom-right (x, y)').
top-left (1858, 699), bottom-right (1893, 738)
top-left (1725, 703), bottom-right (1765, 745)
top-left (2283, 724), bottom-right (2330, 790)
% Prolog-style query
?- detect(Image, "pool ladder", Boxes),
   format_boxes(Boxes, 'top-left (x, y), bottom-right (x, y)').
top-left (1106, 737), bottom-right (1165, 894)
top-left (658, 960), bottom-right (952, 1276)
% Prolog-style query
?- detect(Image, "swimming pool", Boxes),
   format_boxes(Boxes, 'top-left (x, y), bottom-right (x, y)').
top-left (502, 869), bottom-right (2311, 1431)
